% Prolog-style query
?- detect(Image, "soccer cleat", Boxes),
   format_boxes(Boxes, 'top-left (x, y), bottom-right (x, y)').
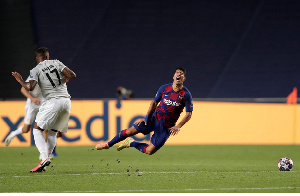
top-left (4, 132), bottom-right (14, 146)
top-left (117, 137), bottom-right (134, 151)
top-left (30, 164), bottom-right (43, 173)
top-left (95, 143), bottom-right (110, 150)
top-left (30, 158), bottom-right (51, 173)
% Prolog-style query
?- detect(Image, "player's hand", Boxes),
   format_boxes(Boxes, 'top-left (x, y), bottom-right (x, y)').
top-left (169, 125), bottom-right (180, 136)
top-left (12, 72), bottom-right (24, 83)
top-left (134, 118), bottom-right (145, 126)
top-left (63, 75), bottom-right (70, 83)
top-left (31, 98), bottom-right (40, 105)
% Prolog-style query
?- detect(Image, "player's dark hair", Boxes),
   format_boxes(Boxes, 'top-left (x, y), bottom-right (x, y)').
top-left (36, 47), bottom-right (49, 57)
top-left (175, 67), bottom-right (186, 76)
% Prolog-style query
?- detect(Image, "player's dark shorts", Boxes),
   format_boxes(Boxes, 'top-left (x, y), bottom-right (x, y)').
top-left (133, 117), bottom-right (171, 150)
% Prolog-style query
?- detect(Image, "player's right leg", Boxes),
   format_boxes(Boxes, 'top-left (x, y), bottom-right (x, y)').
top-left (51, 131), bottom-right (63, 157)
top-left (118, 120), bottom-right (167, 155)
top-left (45, 129), bottom-right (57, 159)
top-left (117, 138), bottom-right (157, 154)
top-left (31, 99), bottom-right (56, 172)
top-left (31, 124), bottom-right (51, 172)
top-left (95, 126), bottom-right (138, 150)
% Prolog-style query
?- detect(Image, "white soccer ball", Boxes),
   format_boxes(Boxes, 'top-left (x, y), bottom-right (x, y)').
top-left (278, 157), bottom-right (294, 171)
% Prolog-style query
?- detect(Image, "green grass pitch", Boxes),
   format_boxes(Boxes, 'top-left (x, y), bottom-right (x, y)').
top-left (0, 145), bottom-right (299, 193)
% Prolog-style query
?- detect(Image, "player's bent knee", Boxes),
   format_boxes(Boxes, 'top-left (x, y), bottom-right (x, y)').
top-left (146, 151), bottom-right (155, 155)
top-left (145, 150), bottom-right (156, 155)
top-left (145, 145), bottom-right (157, 155)
top-left (126, 127), bottom-right (138, 136)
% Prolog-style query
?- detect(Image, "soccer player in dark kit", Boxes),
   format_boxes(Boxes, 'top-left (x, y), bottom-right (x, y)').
top-left (95, 67), bottom-right (193, 155)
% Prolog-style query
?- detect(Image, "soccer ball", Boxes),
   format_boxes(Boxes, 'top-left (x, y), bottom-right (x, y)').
top-left (278, 157), bottom-right (293, 171)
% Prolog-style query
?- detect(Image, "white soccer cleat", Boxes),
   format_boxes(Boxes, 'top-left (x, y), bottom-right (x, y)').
top-left (4, 132), bottom-right (14, 146)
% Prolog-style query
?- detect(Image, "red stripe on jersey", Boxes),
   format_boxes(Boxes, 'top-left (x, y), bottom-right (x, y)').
top-left (154, 84), bottom-right (191, 128)
top-left (170, 92), bottom-right (178, 100)
top-left (167, 106), bottom-right (175, 113)
top-left (156, 113), bottom-right (162, 121)
top-left (165, 86), bottom-right (173, 93)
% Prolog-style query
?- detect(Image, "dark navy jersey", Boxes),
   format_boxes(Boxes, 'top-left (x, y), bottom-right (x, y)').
top-left (153, 83), bottom-right (193, 128)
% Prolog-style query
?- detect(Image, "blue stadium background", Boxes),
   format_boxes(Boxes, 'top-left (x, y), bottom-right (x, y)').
top-left (1, 0), bottom-right (300, 100)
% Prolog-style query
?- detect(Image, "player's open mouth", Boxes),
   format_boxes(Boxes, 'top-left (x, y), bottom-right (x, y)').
top-left (176, 76), bottom-right (181, 81)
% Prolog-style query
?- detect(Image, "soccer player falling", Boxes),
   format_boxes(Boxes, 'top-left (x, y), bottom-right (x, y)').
top-left (95, 67), bottom-right (193, 155)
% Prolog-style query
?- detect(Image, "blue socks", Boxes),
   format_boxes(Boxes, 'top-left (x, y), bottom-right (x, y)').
top-left (107, 129), bottom-right (149, 154)
top-left (130, 141), bottom-right (149, 153)
top-left (108, 129), bottom-right (128, 147)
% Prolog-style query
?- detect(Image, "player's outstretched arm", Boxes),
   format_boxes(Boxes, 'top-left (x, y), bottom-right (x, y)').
top-left (62, 67), bottom-right (76, 83)
top-left (146, 101), bottom-right (158, 116)
top-left (134, 100), bottom-right (158, 126)
top-left (144, 100), bottom-right (158, 125)
top-left (21, 87), bottom-right (40, 105)
top-left (169, 111), bottom-right (192, 136)
top-left (12, 72), bottom-right (37, 91)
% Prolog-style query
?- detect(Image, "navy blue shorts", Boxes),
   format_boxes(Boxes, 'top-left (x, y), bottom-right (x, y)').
top-left (133, 118), bottom-right (171, 150)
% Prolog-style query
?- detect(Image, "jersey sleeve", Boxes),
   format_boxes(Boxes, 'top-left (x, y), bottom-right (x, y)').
top-left (29, 67), bottom-right (39, 82)
top-left (185, 90), bottom-right (193, 112)
top-left (55, 60), bottom-right (66, 72)
top-left (25, 76), bottom-right (30, 82)
top-left (154, 85), bottom-right (166, 103)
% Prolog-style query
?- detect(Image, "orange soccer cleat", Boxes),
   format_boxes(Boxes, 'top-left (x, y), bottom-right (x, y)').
top-left (95, 143), bottom-right (110, 150)
top-left (30, 158), bottom-right (51, 173)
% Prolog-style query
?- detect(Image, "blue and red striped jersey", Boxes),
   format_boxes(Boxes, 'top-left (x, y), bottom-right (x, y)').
top-left (153, 83), bottom-right (193, 128)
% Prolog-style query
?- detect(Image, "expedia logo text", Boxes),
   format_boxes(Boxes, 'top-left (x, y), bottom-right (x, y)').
top-left (163, 98), bottom-right (181, 106)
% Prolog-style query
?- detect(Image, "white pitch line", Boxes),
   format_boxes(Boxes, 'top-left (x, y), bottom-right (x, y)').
top-left (110, 187), bottom-right (300, 192)
top-left (34, 186), bottom-right (299, 193)
top-left (1, 170), bottom-right (297, 179)
top-left (17, 187), bottom-right (300, 193)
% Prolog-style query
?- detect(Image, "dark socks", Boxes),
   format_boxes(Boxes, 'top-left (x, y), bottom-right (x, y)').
top-left (108, 129), bottom-right (128, 147)
top-left (130, 141), bottom-right (149, 153)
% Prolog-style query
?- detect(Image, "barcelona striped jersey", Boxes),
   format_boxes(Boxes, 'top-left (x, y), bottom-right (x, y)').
top-left (153, 83), bottom-right (193, 128)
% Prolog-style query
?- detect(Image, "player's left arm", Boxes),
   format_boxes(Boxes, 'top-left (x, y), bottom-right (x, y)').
top-left (62, 67), bottom-right (76, 83)
top-left (12, 72), bottom-right (37, 91)
top-left (169, 111), bottom-right (192, 136)
top-left (169, 89), bottom-right (193, 136)
top-left (135, 100), bottom-right (158, 126)
top-left (135, 85), bottom-right (165, 126)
